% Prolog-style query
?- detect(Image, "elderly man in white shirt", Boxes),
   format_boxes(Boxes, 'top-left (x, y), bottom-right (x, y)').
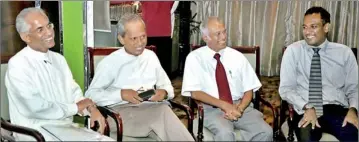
top-left (181, 16), bottom-right (272, 141)
top-left (5, 7), bottom-right (109, 141)
top-left (85, 13), bottom-right (194, 141)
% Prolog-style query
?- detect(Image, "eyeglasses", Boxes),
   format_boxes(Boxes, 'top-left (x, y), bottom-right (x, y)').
top-left (29, 22), bottom-right (54, 35)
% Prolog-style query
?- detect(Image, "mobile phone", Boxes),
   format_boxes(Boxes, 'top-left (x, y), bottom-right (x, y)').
top-left (138, 89), bottom-right (155, 101)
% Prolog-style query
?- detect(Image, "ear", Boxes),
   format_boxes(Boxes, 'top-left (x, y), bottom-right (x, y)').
top-left (202, 35), bottom-right (210, 43)
top-left (118, 34), bottom-right (125, 45)
top-left (323, 23), bottom-right (330, 33)
top-left (19, 33), bottom-right (30, 43)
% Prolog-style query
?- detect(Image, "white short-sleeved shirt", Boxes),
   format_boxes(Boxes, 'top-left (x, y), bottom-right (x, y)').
top-left (181, 46), bottom-right (262, 100)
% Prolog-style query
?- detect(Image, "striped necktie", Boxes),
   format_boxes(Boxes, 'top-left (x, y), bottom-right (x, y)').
top-left (309, 48), bottom-right (323, 117)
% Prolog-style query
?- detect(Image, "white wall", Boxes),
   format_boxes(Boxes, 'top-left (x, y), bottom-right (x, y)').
top-left (1, 64), bottom-right (9, 120)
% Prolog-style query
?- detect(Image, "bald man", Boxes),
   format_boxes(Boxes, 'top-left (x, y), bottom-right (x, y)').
top-left (5, 7), bottom-right (110, 141)
top-left (181, 16), bottom-right (273, 141)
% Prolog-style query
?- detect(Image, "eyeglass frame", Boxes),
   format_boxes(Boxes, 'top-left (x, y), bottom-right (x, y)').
top-left (27, 22), bottom-right (55, 35)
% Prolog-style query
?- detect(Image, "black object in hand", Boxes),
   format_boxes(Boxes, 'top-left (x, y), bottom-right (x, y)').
top-left (90, 121), bottom-right (100, 132)
top-left (138, 89), bottom-right (155, 101)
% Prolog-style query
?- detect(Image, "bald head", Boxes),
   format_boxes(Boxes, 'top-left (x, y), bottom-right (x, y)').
top-left (16, 7), bottom-right (47, 34)
top-left (200, 16), bottom-right (227, 52)
top-left (15, 7), bottom-right (55, 53)
top-left (200, 16), bottom-right (225, 36)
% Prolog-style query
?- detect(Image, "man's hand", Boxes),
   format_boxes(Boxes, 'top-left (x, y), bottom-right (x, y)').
top-left (76, 98), bottom-right (94, 114)
top-left (149, 89), bottom-right (167, 102)
top-left (298, 108), bottom-right (321, 129)
top-left (235, 104), bottom-right (246, 115)
top-left (121, 89), bottom-right (143, 104)
top-left (220, 101), bottom-right (241, 121)
top-left (88, 106), bottom-right (106, 134)
top-left (342, 108), bottom-right (358, 129)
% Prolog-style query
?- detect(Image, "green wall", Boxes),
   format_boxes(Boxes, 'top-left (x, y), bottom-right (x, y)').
top-left (62, 2), bottom-right (84, 91)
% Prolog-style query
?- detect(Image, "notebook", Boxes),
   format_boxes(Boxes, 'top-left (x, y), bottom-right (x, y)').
top-left (41, 124), bottom-right (114, 141)
top-left (107, 100), bottom-right (170, 109)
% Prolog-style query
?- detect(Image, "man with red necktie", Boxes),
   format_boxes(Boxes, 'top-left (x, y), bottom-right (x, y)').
top-left (181, 16), bottom-right (272, 141)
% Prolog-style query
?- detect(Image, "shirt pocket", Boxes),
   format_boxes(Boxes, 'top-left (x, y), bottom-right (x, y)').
top-left (326, 65), bottom-right (345, 88)
top-left (226, 67), bottom-right (241, 93)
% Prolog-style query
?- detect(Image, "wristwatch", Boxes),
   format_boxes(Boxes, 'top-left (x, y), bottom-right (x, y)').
top-left (349, 107), bottom-right (358, 115)
top-left (304, 103), bottom-right (314, 110)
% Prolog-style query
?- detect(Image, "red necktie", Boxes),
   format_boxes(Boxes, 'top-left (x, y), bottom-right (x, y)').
top-left (214, 53), bottom-right (233, 104)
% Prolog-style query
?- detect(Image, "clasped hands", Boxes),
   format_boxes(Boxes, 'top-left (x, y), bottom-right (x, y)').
top-left (298, 107), bottom-right (358, 129)
top-left (221, 102), bottom-right (245, 121)
top-left (121, 89), bottom-right (167, 104)
top-left (76, 98), bottom-right (106, 134)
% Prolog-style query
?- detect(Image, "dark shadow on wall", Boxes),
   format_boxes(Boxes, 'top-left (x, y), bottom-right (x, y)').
top-left (1, 1), bottom-right (62, 64)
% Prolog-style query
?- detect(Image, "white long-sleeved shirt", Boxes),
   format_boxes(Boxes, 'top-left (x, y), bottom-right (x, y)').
top-left (5, 46), bottom-right (85, 140)
top-left (181, 46), bottom-right (262, 100)
top-left (85, 48), bottom-right (174, 106)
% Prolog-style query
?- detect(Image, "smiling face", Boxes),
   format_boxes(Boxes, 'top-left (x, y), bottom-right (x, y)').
top-left (118, 20), bottom-right (147, 56)
top-left (302, 13), bottom-right (329, 46)
top-left (202, 18), bottom-right (227, 52)
top-left (19, 11), bottom-right (55, 53)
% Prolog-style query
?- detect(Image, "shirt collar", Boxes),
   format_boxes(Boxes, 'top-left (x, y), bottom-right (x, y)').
top-left (305, 39), bottom-right (329, 52)
top-left (204, 46), bottom-right (227, 59)
top-left (25, 45), bottom-right (51, 63)
top-left (120, 46), bottom-right (139, 59)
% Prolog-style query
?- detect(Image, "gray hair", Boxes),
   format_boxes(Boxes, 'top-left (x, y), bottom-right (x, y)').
top-left (15, 7), bottom-right (46, 34)
top-left (117, 13), bottom-right (145, 37)
top-left (200, 16), bottom-right (224, 36)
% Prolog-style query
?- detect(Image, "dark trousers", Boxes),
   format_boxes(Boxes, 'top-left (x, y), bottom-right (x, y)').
top-left (293, 104), bottom-right (358, 142)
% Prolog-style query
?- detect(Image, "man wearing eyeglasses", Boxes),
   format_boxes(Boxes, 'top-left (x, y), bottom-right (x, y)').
top-left (5, 7), bottom-right (111, 141)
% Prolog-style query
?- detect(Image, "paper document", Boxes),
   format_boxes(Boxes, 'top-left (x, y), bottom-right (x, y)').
top-left (107, 101), bottom-right (171, 111)
top-left (41, 124), bottom-right (115, 141)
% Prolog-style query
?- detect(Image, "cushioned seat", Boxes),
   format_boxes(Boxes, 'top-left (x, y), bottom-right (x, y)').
top-left (281, 121), bottom-right (338, 141)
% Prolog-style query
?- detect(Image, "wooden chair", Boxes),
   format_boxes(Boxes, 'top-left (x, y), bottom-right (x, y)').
top-left (1, 117), bottom-right (45, 142)
top-left (188, 45), bottom-right (277, 141)
top-left (1, 107), bottom-right (119, 142)
top-left (87, 46), bottom-right (194, 141)
top-left (279, 47), bottom-right (357, 141)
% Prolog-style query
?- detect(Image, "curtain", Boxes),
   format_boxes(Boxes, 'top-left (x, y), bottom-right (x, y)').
top-left (191, 1), bottom-right (359, 76)
top-left (109, 2), bottom-right (137, 22)
top-left (93, 1), bottom-right (111, 32)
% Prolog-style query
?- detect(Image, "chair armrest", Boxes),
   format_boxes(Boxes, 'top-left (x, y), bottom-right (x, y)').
top-left (287, 104), bottom-right (295, 141)
top-left (81, 106), bottom-right (123, 141)
top-left (279, 100), bottom-right (295, 142)
top-left (98, 106), bottom-right (123, 142)
top-left (168, 100), bottom-right (194, 138)
top-left (1, 118), bottom-right (45, 142)
top-left (257, 96), bottom-right (279, 138)
top-left (188, 98), bottom-right (204, 142)
top-left (76, 116), bottom-right (110, 136)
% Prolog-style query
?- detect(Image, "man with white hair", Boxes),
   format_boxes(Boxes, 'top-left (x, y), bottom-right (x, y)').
top-left (85, 13), bottom-right (194, 141)
top-left (5, 7), bottom-right (110, 141)
top-left (181, 16), bottom-right (273, 141)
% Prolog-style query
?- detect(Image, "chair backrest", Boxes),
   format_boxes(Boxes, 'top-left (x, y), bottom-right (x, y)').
top-left (191, 45), bottom-right (261, 77)
top-left (87, 46), bottom-right (157, 81)
top-left (190, 45), bottom-right (262, 109)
